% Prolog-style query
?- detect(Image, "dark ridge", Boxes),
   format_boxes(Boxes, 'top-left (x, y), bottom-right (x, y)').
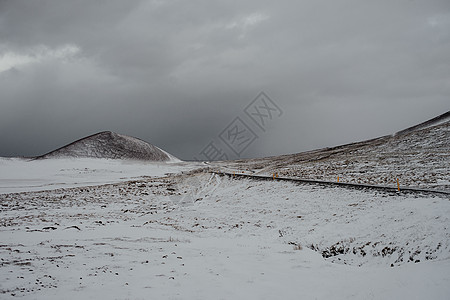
top-left (35, 131), bottom-right (178, 161)
top-left (235, 110), bottom-right (449, 164)
top-left (395, 111), bottom-right (450, 136)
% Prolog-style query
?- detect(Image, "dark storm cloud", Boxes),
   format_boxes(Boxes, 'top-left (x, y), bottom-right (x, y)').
top-left (0, 0), bottom-right (449, 159)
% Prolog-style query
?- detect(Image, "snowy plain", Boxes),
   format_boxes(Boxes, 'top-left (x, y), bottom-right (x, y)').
top-left (1, 158), bottom-right (449, 299)
top-left (0, 157), bottom-right (194, 194)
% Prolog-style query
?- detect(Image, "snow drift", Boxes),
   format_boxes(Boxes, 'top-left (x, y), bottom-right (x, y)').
top-left (35, 131), bottom-right (179, 162)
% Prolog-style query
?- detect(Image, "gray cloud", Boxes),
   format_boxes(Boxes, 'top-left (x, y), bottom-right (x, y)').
top-left (0, 0), bottom-right (449, 159)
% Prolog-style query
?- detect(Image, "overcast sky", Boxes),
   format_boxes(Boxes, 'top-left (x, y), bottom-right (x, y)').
top-left (0, 0), bottom-right (449, 160)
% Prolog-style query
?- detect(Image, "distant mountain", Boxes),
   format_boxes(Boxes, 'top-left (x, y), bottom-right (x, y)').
top-left (36, 131), bottom-right (180, 162)
top-left (230, 111), bottom-right (450, 190)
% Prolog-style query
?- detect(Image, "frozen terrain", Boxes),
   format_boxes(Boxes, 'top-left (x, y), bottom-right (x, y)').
top-left (231, 112), bottom-right (450, 191)
top-left (0, 171), bottom-right (449, 299)
top-left (36, 131), bottom-right (180, 162)
top-left (0, 158), bottom-right (196, 194)
top-left (1, 113), bottom-right (449, 299)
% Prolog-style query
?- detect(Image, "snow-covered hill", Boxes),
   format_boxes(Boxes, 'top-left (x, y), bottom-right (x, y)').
top-left (229, 111), bottom-right (450, 191)
top-left (36, 131), bottom-right (180, 162)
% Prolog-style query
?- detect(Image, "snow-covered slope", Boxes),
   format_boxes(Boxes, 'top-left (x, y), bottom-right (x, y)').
top-left (229, 111), bottom-right (450, 191)
top-left (395, 111), bottom-right (450, 136)
top-left (36, 131), bottom-right (180, 162)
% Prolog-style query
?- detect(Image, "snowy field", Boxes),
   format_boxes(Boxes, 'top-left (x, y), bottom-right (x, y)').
top-left (1, 159), bottom-right (450, 299)
top-left (0, 158), bottom-right (197, 194)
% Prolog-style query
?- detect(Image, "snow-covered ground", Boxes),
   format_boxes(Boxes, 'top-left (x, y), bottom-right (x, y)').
top-left (1, 159), bottom-right (449, 299)
top-left (0, 158), bottom-right (197, 194)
